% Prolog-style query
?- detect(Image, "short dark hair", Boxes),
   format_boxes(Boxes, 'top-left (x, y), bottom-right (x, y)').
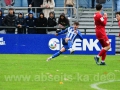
top-left (9, 8), bottom-right (14, 10)
top-left (96, 4), bottom-right (102, 11)
top-left (116, 11), bottom-right (120, 15)
top-left (73, 22), bottom-right (79, 26)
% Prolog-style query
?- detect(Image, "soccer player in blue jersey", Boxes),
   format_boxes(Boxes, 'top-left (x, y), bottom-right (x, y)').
top-left (47, 22), bottom-right (83, 61)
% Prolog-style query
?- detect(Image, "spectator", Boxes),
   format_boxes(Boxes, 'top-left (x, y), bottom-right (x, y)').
top-left (27, 0), bottom-right (32, 12)
top-left (4, 0), bottom-right (15, 6)
top-left (113, 0), bottom-right (120, 12)
top-left (47, 11), bottom-right (57, 34)
top-left (0, 9), bottom-right (5, 34)
top-left (58, 13), bottom-right (70, 30)
top-left (96, 0), bottom-right (106, 4)
top-left (25, 12), bottom-right (36, 34)
top-left (0, 0), bottom-right (6, 13)
top-left (42, 0), bottom-right (55, 18)
top-left (29, 0), bottom-right (43, 17)
top-left (15, 12), bottom-right (26, 34)
top-left (64, 0), bottom-right (76, 18)
top-left (3, 8), bottom-right (17, 34)
top-left (36, 12), bottom-right (47, 34)
top-left (91, 0), bottom-right (95, 8)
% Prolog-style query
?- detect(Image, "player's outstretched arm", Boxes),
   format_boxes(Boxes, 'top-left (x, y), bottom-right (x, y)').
top-left (57, 28), bottom-right (68, 35)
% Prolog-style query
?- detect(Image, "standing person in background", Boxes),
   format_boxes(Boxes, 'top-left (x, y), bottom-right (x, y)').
top-left (15, 12), bottom-right (26, 34)
top-left (29, 0), bottom-right (43, 17)
top-left (0, 9), bottom-right (5, 34)
top-left (0, 0), bottom-right (6, 13)
top-left (64, 0), bottom-right (76, 18)
top-left (36, 12), bottom-right (47, 34)
top-left (47, 11), bottom-right (57, 34)
top-left (91, 0), bottom-right (95, 8)
top-left (58, 13), bottom-right (70, 32)
top-left (113, 0), bottom-right (120, 12)
top-left (27, 0), bottom-right (32, 12)
top-left (4, 0), bottom-right (15, 6)
top-left (26, 12), bottom-right (36, 34)
top-left (42, 0), bottom-right (55, 19)
top-left (3, 8), bottom-right (17, 34)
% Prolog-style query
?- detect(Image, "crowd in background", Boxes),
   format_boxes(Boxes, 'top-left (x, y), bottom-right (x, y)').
top-left (0, 0), bottom-right (71, 34)
top-left (0, 8), bottom-right (70, 34)
top-left (0, 0), bottom-right (120, 34)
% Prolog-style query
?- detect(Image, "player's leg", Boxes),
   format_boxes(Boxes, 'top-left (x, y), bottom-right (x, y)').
top-left (94, 38), bottom-right (110, 65)
top-left (65, 38), bottom-right (74, 54)
top-left (47, 47), bottom-right (66, 61)
top-left (100, 52), bottom-right (106, 65)
top-left (99, 44), bottom-right (110, 65)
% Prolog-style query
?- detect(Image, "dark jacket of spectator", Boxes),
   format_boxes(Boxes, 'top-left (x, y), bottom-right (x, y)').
top-left (15, 12), bottom-right (26, 34)
top-left (36, 12), bottom-right (47, 34)
top-left (25, 12), bottom-right (36, 34)
top-left (3, 9), bottom-right (17, 34)
top-left (0, 9), bottom-right (4, 30)
top-left (47, 11), bottom-right (57, 31)
top-left (31, 0), bottom-right (43, 13)
top-left (58, 13), bottom-right (70, 28)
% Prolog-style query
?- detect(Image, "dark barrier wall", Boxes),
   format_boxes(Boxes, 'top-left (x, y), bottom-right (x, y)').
top-left (0, 34), bottom-right (115, 55)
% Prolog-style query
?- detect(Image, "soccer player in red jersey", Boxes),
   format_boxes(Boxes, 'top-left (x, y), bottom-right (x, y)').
top-left (116, 12), bottom-right (120, 37)
top-left (93, 4), bottom-right (111, 65)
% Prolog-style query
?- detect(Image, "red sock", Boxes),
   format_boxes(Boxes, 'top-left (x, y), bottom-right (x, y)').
top-left (99, 49), bottom-right (107, 57)
top-left (102, 52), bottom-right (106, 61)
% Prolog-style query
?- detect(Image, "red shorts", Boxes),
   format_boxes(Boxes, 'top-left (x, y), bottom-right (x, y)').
top-left (99, 38), bottom-right (110, 47)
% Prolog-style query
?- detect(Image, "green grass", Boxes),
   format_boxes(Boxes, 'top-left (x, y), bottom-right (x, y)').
top-left (0, 54), bottom-right (120, 90)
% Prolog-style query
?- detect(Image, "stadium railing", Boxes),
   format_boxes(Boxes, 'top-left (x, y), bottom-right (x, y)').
top-left (0, 26), bottom-right (119, 35)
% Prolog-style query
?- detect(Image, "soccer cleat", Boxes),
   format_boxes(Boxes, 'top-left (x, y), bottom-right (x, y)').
top-left (70, 48), bottom-right (75, 54)
top-left (46, 57), bottom-right (52, 62)
top-left (99, 62), bottom-right (106, 65)
top-left (94, 56), bottom-right (99, 65)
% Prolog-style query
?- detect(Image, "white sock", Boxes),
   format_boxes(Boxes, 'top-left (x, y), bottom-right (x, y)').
top-left (97, 55), bottom-right (100, 58)
top-left (69, 48), bottom-right (72, 51)
top-left (102, 61), bottom-right (105, 62)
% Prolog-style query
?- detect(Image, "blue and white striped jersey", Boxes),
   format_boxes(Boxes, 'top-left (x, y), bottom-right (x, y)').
top-left (58, 27), bottom-right (83, 43)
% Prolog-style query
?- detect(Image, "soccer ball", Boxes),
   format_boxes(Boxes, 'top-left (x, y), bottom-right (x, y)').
top-left (49, 41), bottom-right (57, 49)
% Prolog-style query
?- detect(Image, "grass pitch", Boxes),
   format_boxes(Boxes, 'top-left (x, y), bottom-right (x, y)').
top-left (0, 54), bottom-right (120, 90)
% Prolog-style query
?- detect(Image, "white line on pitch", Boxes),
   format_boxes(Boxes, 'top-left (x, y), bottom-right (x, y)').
top-left (90, 80), bottom-right (120, 90)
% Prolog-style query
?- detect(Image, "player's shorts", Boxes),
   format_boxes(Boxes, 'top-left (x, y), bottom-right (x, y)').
top-left (99, 37), bottom-right (110, 47)
top-left (62, 38), bottom-right (69, 50)
top-left (62, 38), bottom-right (68, 45)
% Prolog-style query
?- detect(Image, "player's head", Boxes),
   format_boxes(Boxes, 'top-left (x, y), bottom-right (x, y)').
top-left (96, 4), bottom-right (102, 11)
top-left (116, 12), bottom-right (120, 21)
top-left (73, 22), bottom-right (79, 30)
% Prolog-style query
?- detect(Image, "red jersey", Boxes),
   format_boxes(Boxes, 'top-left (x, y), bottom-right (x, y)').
top-left (94, 12), bottom-right (108, 40)
top-left (118, 21), bottom-right (120, 37)
top-left (118, 21), bottom-right (120, 27)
